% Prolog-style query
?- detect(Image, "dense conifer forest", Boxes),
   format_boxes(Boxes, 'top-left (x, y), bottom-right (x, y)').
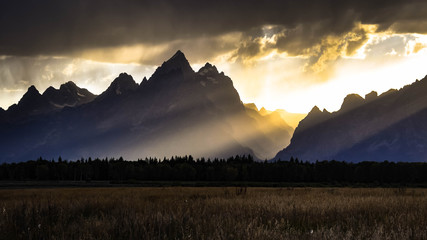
top-left (1, 156), bottom-right (427, 185)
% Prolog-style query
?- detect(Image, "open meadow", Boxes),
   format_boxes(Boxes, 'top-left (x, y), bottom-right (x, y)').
top-left (0, 187), bottom-right (426, 240)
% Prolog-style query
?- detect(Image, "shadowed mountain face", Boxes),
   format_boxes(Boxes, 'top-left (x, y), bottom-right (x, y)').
top-left (0, 51), bottom-right (293, 162)
top-left (7, 86), bottom-right (52, 119)
top-left (43, 81), bottom-right (96, 108)
top-left (275, 76), bottom-right (427, 162)
top-left (4, 82), bottom-right (96, 122)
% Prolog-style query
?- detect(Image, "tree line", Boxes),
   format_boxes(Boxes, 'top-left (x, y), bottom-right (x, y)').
top-left (1, 155), bottom-right (427, 184)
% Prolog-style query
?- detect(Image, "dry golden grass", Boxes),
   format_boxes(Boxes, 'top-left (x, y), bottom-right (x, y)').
top-left (0, 187), bottom-right (426, 239)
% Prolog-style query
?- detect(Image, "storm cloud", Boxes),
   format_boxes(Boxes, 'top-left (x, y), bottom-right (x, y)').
top-left (1, 0), bottom-right (427, 58)
top-left (2, 0), bottom-right (427, 111)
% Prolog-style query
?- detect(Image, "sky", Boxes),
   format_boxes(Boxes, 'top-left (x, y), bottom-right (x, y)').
top-left (1, 0), bottom-right (427, 113)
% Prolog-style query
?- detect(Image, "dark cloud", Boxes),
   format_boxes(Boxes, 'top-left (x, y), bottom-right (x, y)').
top-left (346, 28), bottom-right (369, 56)
top-left (1, 0), bottom-right (427, 58)
top-left (234, 39), bottom-right (263, 61)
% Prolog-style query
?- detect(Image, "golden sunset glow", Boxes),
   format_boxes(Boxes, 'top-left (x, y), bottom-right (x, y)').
top-left (209, 30), bottom-right (427, 113)
top-left (3, 7), bottom-right (427, 239)
top-left (2, 31), bottom-right (427, 114)
top-left (2, 2), bottom-right (427, 116)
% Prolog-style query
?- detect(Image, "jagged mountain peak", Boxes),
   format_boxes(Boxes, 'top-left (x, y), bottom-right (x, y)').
top-left (379, 88), bottom-right (398, 97)
top-left (42, 81), bottom-right (96, 108)
top-left (295, 105), bottom-right (331, 133)
top-left (151, 50), bottom-right (194, 79)
top-left (308, 105), bottom-right (322, 115)
top-left (365, 91), bottom-right (378, 102)
top-left (117, 72), bottom-right (134, 80)
top-left (26, 85), bottom-right (40, 96)
top-left (42, 81), bottom-right (82, 95)
top-left (163, 50), bottom-right (191, 69)
top-left (56, 81), bottom-right (79, 96)
top-left (116, 72), bottom-right (137, 85)
top-left (19, 85), bottom-right (43, 105)
top-left (0, 51), bottom-right (294, 162)
top-left (305, 105), bottom-right (330, 119)
top-left (44, 86), bottom-right (56, 93)
top-left (110, 73), bottom-right (138, 88)
top-left (340, 93), bottom-right (364, 112)
top-left (198, 62), bottom-right (219, 76)
top-left (276, 75), bottom-right (427, 162)
top-left (170, 50), bottom-right (186, 61)
top-left (8, 85), bottom-right (51, 116)
top-left (60, 81), bottom-right (78, 90)
top-left (104, 73), bottom-right (138, 96)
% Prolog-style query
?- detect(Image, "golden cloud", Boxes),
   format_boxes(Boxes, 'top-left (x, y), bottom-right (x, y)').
top-left (232, 23), bottom-right (377, 75)
top-left (413, 42), bottom-right (426, 53)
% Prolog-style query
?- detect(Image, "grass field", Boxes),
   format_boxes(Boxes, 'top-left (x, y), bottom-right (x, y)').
top-left (0, 187), bottom-right (426, 239)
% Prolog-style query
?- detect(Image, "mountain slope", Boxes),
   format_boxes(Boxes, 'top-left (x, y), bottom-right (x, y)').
top-left (6, 86), bottom-right (52, 119)
top-left (244, 103), bottom-right (306, 130)
top-left (4, 82), bottom-right (96, 123)
top-left (273, 109), bottom-right (306, 130)
top-left (43, 81), bottom-right (96, 108)
top-left (275, 76), bottom-right (427, 162)
top-left (0, 107), bottom-right (5, 122)
top-left (0, 51), bottom-right (293, 162)
top-left (244, 103), bottom-right (294, 148)
top-left (334, 107), bottom-right (427, 162)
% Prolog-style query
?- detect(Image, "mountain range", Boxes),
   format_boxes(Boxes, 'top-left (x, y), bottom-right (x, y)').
top-left (5, 81), bottom-right (96, 121)
top-left (0, 51), bottom-right (293, 163)
top-left (275, 76), bottom-right (427, 162)
top-left (2, 50), bottom-right (427, 163)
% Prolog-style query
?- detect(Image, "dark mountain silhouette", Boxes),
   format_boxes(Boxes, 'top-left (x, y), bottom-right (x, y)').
top-left (275, 76), bottom-right (427, 162)
top-left (0, 107), bottom-right (5, 120)
top-left (365, 91), bottom-right (378, 102)
top-left (0, 51), bottom-right (293, 163)
top-left (4, 82), bottom-right (96, 122)
top-left (43, 81), bottom-right (96, 107)
top-left (339, 94), bottom-right (365, 113)
top-left (99, 73), bottom-right (139, 98)
top-left (151, 50), bottom-right (194, 79)
top-left (6, 86), bottom-right (52, 119)
top-left (293, 106), bottom-right (331, 134)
